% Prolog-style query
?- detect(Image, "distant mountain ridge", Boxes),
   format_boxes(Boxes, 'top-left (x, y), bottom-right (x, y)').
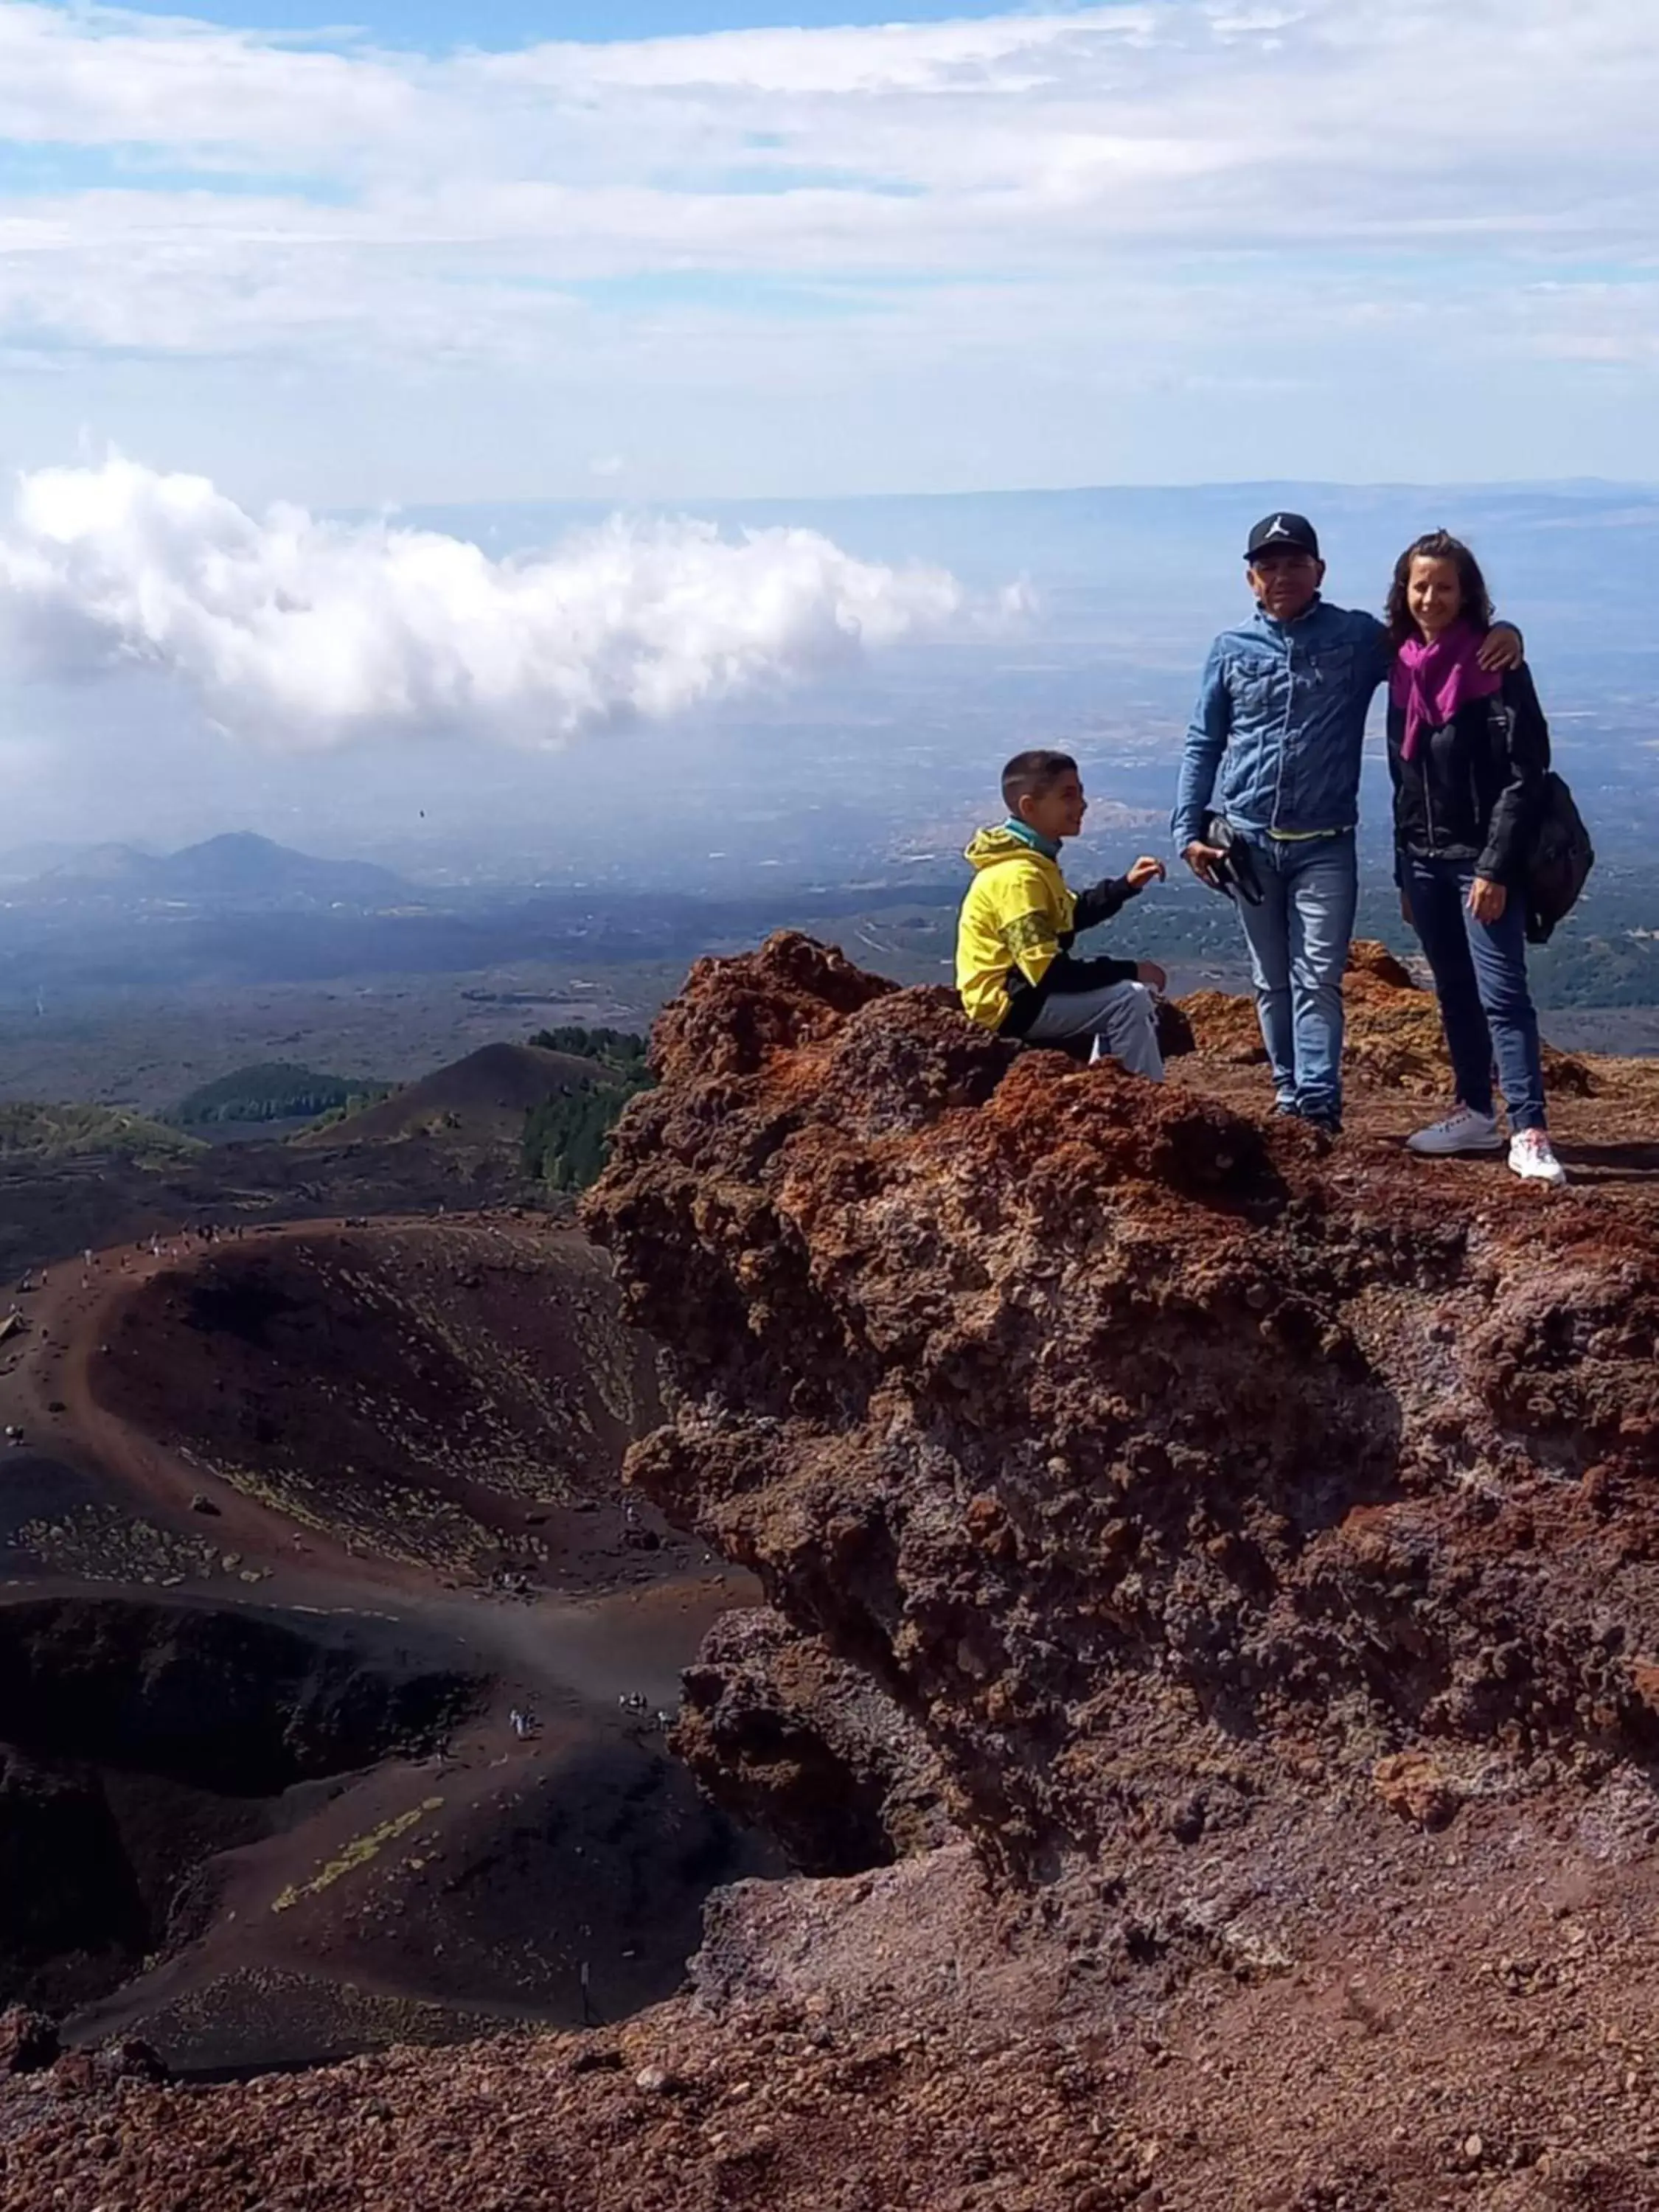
top-left (22, 832), bottom-right (413, 911)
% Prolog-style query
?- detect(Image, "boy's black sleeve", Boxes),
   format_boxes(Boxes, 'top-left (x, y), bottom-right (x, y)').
top-left (1070, 874), bottom-right (1138, 932)
top-left (1037, 949), bottom-right (1141, 992)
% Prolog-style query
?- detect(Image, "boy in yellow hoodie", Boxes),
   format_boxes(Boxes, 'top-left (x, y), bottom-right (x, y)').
top-left (956, 749), bottom-right (1168, 1075)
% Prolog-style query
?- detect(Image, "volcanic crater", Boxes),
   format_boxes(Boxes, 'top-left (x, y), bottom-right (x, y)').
top-left (0, 1198), bottom-right (773, 2078)
top-left (0, 1593), bottom-right (481, 2018)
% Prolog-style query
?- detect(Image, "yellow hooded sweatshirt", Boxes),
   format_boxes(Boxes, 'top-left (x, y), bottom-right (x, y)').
top-left (956, 824), bottom-right (1077, 1031)
top-left (956, 824), bottom-right (1139, 1032)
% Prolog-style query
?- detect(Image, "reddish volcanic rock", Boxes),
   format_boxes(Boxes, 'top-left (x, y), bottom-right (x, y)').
top-left (673, 1608), bottom-right (950, 1874)
top-left (650, 930), bottom-right (899, 1082)
top-left (1181, 936), bottom-right (1598, 1098)
top-left (586, 932), bottom-right (1659, 1885)
top-left (1346, 939), bottom-right (1418, 990)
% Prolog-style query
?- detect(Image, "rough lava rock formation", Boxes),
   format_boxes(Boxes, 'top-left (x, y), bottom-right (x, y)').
top-left (587, 933), bottom-right (1659, 1885)
top-left (673, 1607), bottom-right (950, 1873)
top-left (10, 933), bottom-right (1659, 2211)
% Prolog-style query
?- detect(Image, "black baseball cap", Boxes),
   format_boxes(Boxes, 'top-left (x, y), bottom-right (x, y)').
top-left (1245, 512), bottom-right (1320, 561)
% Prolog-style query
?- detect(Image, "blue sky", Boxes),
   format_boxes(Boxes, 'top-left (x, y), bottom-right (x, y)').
top-left (109, 0), bottom-right (1019, 40)
top-left (0, 0), bottom-right (1655, 507)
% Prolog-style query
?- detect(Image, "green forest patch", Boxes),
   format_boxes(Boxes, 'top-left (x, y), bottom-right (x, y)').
top-left (0, 1102), bottom-right (205, 1165)
top-left (522, 1026), bottom-right (653, 1192)
top-left (175, 1062), bottom-right (392, 1127)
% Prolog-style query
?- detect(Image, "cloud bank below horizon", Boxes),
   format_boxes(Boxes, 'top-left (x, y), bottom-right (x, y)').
top-left (0, 457), bottom-right (998, 749)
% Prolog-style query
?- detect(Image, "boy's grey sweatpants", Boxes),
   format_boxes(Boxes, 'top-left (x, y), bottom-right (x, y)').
top-left (1020, 979), bottom-right (1164, 1079)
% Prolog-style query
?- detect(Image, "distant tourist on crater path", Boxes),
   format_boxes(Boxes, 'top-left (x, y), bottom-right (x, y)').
top-left (1172, 512), bottom-right (1523, 1134)
top-left (1386, 530), bottom-right (1566, 1187)
top-left (956, 748), bottom-right (1167, 1076)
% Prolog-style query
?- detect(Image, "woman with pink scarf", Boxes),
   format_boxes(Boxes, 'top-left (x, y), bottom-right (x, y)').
top-left (1387, 529), bottom-right (1564, 1186)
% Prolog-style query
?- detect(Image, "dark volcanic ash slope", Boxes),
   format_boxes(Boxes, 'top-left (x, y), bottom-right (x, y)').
top-left (2, 1208), bottom-right (764, 2076)
top-left (0, 1593), bottom-right (479, 2016)
top-left (89, 1217), bottom-right (667, 1579)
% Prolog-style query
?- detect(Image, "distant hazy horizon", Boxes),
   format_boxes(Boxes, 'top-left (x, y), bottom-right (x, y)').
top-left (2, 474), bottom-right (1655, 873)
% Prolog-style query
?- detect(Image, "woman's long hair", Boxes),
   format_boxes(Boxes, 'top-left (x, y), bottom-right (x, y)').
top-left (1385, 529), bottom-right (1495, 653)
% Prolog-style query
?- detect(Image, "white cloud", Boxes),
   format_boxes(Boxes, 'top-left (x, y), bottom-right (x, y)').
top-left (0, 4), bottom-right (420, 160)
top-left (1514, 282), bottom-right (1659, 366)
top-left (488, 11), bottom-right (1158, 97)
top-left (0, 453), bottom-right (982, 748)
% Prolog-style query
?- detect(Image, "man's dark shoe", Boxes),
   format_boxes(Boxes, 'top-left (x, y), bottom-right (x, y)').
top-left (1275, 1105), bottom-right (1342, 1137)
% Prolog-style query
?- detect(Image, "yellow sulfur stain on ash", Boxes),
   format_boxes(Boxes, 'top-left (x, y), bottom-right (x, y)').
top-left (271, 1798), bottom-right (444, 1913)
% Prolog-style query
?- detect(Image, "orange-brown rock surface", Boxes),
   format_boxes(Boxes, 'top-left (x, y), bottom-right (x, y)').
top-left (1183, 934), bottom-right (1598, 1099)
top-left (7, 934), bottom-right (1659, 2212)
top-left (588, 935), bottom-right (1659, 1882)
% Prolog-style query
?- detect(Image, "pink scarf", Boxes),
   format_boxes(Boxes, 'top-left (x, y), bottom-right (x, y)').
top-left (1391, 620), bottom-right (1503, 762)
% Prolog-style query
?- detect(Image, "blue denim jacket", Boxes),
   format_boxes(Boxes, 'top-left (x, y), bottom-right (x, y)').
top-left (1171, 598), bottom-right (1391, 849)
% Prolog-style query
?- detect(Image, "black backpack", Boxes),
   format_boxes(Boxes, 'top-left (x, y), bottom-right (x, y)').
top-left (1523, 771), bottom-right (1594, 945)
top-left (1480, 692), bottom-right (1594, 945)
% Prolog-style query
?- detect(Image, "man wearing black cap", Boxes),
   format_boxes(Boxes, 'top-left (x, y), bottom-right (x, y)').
top-left (1171, 513), bottom-right (1520, 1133)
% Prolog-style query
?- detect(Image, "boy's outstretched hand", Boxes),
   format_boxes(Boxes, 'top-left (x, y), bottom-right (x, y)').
top-left (1126, 855), bottom-right (1167, 891)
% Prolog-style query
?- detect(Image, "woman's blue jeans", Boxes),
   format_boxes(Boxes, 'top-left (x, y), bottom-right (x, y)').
top-left (1403, 854), bottom-right (1546, 1133)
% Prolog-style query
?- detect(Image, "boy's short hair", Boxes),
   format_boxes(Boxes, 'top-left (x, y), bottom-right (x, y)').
top-left (1001, 749), bottom-right (1077, 812)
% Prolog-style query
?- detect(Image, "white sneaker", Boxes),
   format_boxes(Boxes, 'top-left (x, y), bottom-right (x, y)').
top-left (1509, 1130), bottom-right (1567, 1186)
top-left (1406, 1106), bottom-right (1504, 1157)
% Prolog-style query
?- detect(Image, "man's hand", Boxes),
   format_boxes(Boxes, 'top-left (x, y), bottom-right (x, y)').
top-left (1183, 840), bottom-right (1225, 888)
top-left (1399, 888), bottom-right (1413, 925)
top-left (1125, 855), bottom-right (1167, 893)
top-left (1135, 960), bottom-right (1168, 992)
top-left (1477, 623), bottom-right (1523, 673)
top-left (1467, 877), bottom-right (1507, 924)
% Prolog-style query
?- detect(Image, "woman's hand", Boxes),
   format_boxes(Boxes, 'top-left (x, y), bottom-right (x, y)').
top-left (1126, 856), bottom-right (1167, 892)
top-left (1467, 877), bottom-right (1507, 924)
top-left (1135, 961), bottom-right (1168, 992)
top-left (1476, 624), bottom-right (1523, 672)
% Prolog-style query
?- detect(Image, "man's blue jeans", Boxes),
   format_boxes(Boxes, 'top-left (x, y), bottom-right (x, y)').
top-left (1232, 829), bottom-right (1357, 1122)
top-left (1403, 854), bottom-right (1546, 1133)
